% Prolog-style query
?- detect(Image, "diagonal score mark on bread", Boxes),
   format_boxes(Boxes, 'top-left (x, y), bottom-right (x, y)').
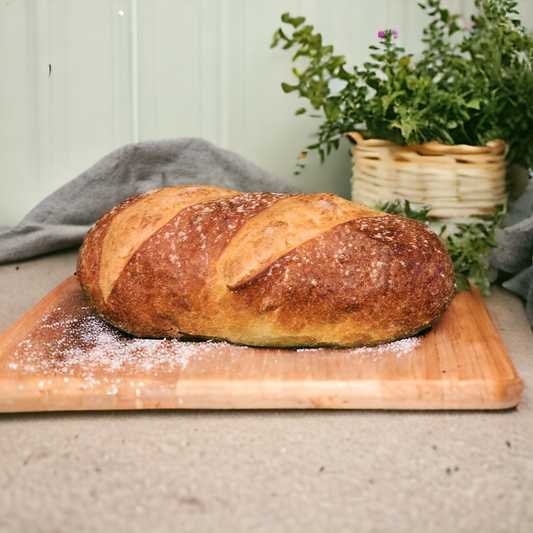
top-left (99, 185), bottom-right (239, 301)
top-left (218, 193), bottom-right (382, 290)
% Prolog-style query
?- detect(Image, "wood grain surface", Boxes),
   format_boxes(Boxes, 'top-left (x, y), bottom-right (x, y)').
top-left (0, 276), bottom-right (524, 412)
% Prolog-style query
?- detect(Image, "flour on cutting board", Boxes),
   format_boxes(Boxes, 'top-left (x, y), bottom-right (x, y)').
top-left (6, 310), bottom-right (215, 388)
top-left (296, 336), bottom-right (422, 359)
top-left (6, 303), bottom-right (422, 392)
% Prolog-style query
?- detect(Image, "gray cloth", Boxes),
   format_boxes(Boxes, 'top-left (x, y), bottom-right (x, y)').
top-left (0, 138), bottom-right (299, 265)
top-left (490, 179), bottom-right (533, 329)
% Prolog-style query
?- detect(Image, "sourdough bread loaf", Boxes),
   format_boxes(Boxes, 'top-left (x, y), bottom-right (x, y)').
top-left (76, 185), bottom-right (455, 347)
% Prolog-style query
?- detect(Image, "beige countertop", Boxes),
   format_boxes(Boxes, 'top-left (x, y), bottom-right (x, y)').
top-left (0, 249), bottom-right (532, 533)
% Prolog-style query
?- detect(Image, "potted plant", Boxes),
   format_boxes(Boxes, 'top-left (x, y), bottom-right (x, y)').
top-left (271, 0), bottom-right (533, 294)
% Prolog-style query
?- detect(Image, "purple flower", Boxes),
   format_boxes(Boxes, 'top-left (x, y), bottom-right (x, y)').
top-left (378, 29), bottom-right (399, 38)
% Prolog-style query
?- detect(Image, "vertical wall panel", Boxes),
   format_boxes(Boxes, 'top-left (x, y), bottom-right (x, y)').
top-left (111, 0), bottom-right (134, 148)
top-left (0, 0), bottom-right (133, 228)
top-left (1, 0), bottom-right (532, 228)
top-left (136, 0), bottom-right (157, 138)
top-left (199, 0), bottom-right (221, 144)
top-left (517, 0), bottom-right (533, 26)
top-left (54, 0), bottom-right (131, 193)
top-left (0, 0), bottom-right (44, 225)
top-left (218, 0), bottom-right (232, 148)
top-left (138, 0), bottom-right (200, 140)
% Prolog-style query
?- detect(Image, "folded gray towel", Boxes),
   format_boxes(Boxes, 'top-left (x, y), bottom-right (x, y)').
top-left (0, 138), bottom-right (299, 264)
top-left (490, 179), bottom-right (533, 329)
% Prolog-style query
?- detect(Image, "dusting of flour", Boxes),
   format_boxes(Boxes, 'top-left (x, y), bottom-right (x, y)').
top-left (296, 335), bottom-right (422, 359)
top-left (6, 305), bottom-right (423, 392)
top-left (7, 311), bottom-right (227, 387)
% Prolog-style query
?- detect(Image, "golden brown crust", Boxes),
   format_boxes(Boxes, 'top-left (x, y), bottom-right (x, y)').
top-left (76, 186), bottom-right (455, 347)
top-left (99, 185), bottom-right (239, 300)
top-left (218, 193), bottom-right (381, 289)
top-left (76, 191), bottom-right (153, 315)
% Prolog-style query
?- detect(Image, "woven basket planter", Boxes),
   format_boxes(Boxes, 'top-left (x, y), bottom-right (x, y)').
top-left (347, 131), bottom-right (508, 219)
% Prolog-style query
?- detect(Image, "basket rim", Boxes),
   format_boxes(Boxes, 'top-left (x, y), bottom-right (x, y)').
top-left (346, 131), bottom-right (507, 157)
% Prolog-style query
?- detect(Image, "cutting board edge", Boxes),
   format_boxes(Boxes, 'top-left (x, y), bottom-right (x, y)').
top-left (0, 375), bottom-right (523, 413)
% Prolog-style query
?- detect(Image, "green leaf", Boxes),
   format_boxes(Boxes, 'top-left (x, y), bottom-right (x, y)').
top-left (465, 98), bottom-right (481, 109)
top-left (337, 66), bottom-right (355, 81)
top-left (324, 98), bottom-right (341, 121)
top-left (270, 30), bottom-right (281, 48)
top-left (455, 273), bottom-right (472, 293)
top-left (295, 107), bottom-right (307, 115)
top-left (281, 82), bottom-right (299, 93)
top-left (375, 199), bottom-right (432, 222)
top-left (281, 13), bottom-right (306, 28)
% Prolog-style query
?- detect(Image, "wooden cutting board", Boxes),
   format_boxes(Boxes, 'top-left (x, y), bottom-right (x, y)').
top-left (0, 276), bottom-right (523, 412)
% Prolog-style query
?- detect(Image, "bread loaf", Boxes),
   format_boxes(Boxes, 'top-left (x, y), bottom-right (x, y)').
top-left (76, 185), bottom-right (455, 347)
